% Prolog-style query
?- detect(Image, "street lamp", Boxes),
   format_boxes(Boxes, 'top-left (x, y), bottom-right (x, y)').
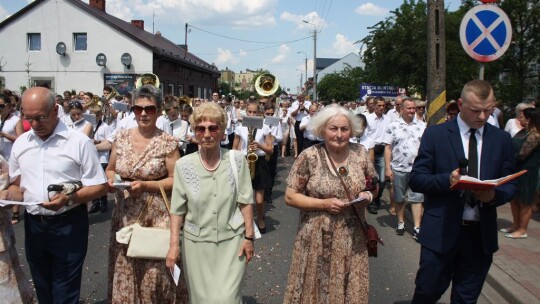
top-left (297, 51), bottom-right (308, 91)
top-left (302, 20), bottom-right (317, 101)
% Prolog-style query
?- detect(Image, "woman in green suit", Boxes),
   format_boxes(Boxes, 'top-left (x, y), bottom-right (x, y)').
top-left (167, 102), bottom-right (255, 303)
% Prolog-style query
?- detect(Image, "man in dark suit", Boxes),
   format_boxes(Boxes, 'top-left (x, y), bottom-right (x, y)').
top-left (409, 80), bottom-right (516, 303)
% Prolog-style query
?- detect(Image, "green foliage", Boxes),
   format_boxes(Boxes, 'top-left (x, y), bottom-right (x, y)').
top-left (317, 65), bottom-right (365, 101)
top-left (359, 0), bottom-right (539, 108)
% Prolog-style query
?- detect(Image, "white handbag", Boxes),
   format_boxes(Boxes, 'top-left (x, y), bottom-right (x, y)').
top-left (116, 181), bottom-right (172, 260)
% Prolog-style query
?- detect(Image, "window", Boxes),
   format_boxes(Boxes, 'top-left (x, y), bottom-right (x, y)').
top-left (178, 85), bottom-right (184, 96)
top-left (74, 33), bottom-right (87, 51)
top-left (28, 33), bottom-right (41, 51)
top-left (31, 77), bottom-right (54, 92)
top-left (168, 84), bottom-right (174, 95)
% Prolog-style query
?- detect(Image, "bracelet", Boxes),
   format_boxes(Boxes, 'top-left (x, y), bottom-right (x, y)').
top-left (364, 191), bottom-right (373, 203)
top-left (244, 236), bottom-right (254, 241)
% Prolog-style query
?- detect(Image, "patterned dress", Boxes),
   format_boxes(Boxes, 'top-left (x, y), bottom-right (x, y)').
top-left (284, 144), bottom-right (378, 304)
top-left (0, 155), bottom-right (35, 303)
top-left (108, 129), bottom-right (188, 304)
top-left (513, 130), bottom-right (540, 205)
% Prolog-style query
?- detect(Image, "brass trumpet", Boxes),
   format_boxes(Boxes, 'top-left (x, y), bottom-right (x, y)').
top-left (246, 127), bottom-right (258, 180)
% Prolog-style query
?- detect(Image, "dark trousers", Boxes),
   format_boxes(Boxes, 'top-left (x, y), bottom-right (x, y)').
top-left (412, 224), bottom-right (492, 304)
top-left (294, 121), bottom-right (304, 155)
top-left (25, 204), bottom-right (89, 304)
top-left (265, 145), bottom-right (279, 201)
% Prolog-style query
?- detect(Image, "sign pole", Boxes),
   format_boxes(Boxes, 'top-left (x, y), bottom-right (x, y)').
top-left (479, 63), bottom-right (485, 80)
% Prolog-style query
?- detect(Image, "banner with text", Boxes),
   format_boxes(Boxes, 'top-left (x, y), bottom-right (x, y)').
top-left (360, 83), bottom-right (398, 100)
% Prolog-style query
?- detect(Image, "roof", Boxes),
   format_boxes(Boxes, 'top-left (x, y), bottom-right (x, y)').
top-left (316, 58), bottom-right (340, 70)
top-left (0, 0), bottom-right (219, 76)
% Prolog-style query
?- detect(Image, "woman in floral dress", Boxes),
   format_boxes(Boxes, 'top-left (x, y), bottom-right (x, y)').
top-left (106, 85), bottom-right (187, 303)
top-left (0, 154), bottom-right (35, 303)
top-left (284, 105), bottom-right (378, 303)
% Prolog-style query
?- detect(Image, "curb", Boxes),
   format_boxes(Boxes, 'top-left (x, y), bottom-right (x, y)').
top-left (398, 201), bottom-right (535, 304)
top-left (484, 263), bottom-right (538, 304)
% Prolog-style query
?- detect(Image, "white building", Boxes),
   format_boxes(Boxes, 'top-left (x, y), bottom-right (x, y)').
top-left (0, 0), bottom-right (219, 97)
top-left (317, 52), bottom-right (365, 81)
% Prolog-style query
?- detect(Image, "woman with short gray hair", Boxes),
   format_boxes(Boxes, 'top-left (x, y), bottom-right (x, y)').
top-left (505, 102), bottom-right (535, 137)
top-left (284, 104), bottom-right (378, 303)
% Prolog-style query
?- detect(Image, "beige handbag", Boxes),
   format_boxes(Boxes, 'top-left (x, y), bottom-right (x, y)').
top-left (121, 181), bottom-right (172, 260)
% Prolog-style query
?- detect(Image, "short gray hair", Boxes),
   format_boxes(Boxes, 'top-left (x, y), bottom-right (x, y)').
top-left (132, 85), bottom-right (163, 108)
top-left (515, 102), bottom-right (534, 113)
top-left (308, 104), bottom-right (364, 137)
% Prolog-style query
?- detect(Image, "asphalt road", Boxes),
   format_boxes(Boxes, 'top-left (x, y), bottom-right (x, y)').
top-left (12, 155), bottom-right (492, 303)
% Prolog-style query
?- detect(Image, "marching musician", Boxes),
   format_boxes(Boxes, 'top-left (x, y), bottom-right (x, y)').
top-left (232, 99), bottom-right (273, 234)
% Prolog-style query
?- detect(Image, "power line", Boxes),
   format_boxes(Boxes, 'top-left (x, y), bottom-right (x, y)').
top-left (194, 39), bottom-right (311, 56)
top-left (188, 24), bottom-right (311, 45)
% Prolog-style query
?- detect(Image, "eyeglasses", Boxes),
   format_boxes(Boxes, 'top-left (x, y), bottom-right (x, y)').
top-left (164, 107), bottom-right (179, 112)
top-left (23, 107), bottom-right (54, 123)
top-left (212, 94), bottom-right (219, 97)
top-left (194, 125), bottom-right (220, 134)
top-left (133, 105), bottom-right (158, 115)
top-left (416, 106), bottom-right (426, 109)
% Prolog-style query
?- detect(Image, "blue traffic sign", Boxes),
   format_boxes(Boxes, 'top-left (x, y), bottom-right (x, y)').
top-left (459, 4), bottom-right (512, 62)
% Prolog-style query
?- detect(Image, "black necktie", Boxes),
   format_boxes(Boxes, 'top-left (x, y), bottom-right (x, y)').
top-left (468, 128), bottom-right (478, 207)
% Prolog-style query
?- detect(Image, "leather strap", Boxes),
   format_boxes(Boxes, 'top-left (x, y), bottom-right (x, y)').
top-left (135, 181), bottom-right (171, 224)
top-left (323, 146), bottom-right (370, 237)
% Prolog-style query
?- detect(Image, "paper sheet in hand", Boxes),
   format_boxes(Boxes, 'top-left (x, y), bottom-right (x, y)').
top-left (83, 113), bottom-right (96, 126)
top-left (112, 101), bottom-right (130, 112)
top-left (112, 182), bottom-right (131, 188)
top-left (264, 116), bottom-right (280, 127)
top-left (344, 197), bottom-right (369, 206)
top-left (241, 116), bottom-right (264, 129)
top-left (0, 200), bottom-right (42, 207)
top-left (170, 264), bottom-right (181, 286)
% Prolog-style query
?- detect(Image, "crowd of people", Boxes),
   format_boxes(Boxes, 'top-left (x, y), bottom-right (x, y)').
top-left (0, 78), bottom-right (538, 304)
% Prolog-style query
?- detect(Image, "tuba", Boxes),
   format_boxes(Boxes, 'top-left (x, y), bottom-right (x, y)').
top-left (136, 73), bottom-right (160, 88)
top-left (246, 127), bottom-right (258, 180)
top-left (255, 73), bottom-right (279, 97)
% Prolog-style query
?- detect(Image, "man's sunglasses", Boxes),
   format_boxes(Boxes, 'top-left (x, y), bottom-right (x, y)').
top-left (194, 125), bottom-right (220, 134)
top-left (133, 105), bottom-right (158, 115)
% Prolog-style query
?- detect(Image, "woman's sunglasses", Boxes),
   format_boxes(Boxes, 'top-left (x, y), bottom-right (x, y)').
top-left (194, 125), bottom-right (220, 134)
top-left (133, 105), bottom-right (158, 115)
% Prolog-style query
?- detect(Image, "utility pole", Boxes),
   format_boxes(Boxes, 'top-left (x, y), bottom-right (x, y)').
top-left (426, 0), bottom-right (446, 125)
top-left (313, 29), bottom-right (317, 101)
top-left (184, 23), bottom-right (189, 59)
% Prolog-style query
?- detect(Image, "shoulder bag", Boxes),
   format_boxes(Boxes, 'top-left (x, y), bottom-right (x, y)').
top-left (117, 181), bottom-right (172, 260)
top-left (323, 146), bottom-right (383, 257)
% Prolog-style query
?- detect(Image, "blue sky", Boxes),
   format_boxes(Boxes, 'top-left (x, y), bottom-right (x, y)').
top-left (0, 0), bottom-right (460, 93)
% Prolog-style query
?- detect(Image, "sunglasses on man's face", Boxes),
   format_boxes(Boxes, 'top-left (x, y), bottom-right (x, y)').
top-left (133, 105), bottom-right (158, 115)
top-left (0, 104), bottom-right (7, 110)
top-left (194, 125), bottom-right (220, 134)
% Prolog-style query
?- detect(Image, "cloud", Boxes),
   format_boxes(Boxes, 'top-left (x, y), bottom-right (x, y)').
top-left (0, 5), bottom-right (10, 21)
top-left (215, 48), bottom-right (238, 65)
top-left (354, 2), bottom-right (389, 16)
top-left (110, 0), bottom-right (279, 28)
top-left (280, 11), bottom-right (326, 30)
top-left (332, 34), bottom-right (359, 56)
top-left (271, 44), bottom-right (290, 64)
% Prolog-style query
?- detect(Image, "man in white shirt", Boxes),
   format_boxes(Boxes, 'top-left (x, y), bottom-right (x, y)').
top-left (386, 95), bottom-right (404, 122)
top-left (290, 95), bottom-right (311, 155)
top-left (299, 104), bottom-right (322, 150)
top-left (4, 87), bottom-right (107, 303)
top-left (365, 96), bottom-right (391, 214)
top-left (383, 98), bottom-right (426, 239)
top-left (164, 98), bottom-right (189, 154)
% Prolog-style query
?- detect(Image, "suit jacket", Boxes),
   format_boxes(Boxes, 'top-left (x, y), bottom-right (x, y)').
top-left (409, 119), bottom-right (516, 255)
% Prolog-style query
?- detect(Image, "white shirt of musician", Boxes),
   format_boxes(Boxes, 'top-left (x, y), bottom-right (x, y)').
top-left (108, 112), bottom-right (171, 141)
top-left (93, 121), bottom-right (112, 164)
top-left (234, 124), bottom-right (272, 157)
top-left (9, 121), bottom-right (107, 216)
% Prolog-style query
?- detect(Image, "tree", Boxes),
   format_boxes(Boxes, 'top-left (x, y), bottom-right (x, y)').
top-left (317, 65), bottom-right (365, 101)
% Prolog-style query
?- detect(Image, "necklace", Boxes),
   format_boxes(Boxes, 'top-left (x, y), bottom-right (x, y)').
top-left (199, 148), bottom-right (221, 172)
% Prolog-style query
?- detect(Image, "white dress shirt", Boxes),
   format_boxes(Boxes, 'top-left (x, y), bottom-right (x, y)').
top-left (9, 121), bottom-right (107, 215)
top-left (234, 124), bottom-right (272, 157)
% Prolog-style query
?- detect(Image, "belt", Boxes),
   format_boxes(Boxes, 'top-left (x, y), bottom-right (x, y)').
top-left (462, 220), bottom-right (480, 226)
top-left (28, 204), bottom-right (84, 224)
